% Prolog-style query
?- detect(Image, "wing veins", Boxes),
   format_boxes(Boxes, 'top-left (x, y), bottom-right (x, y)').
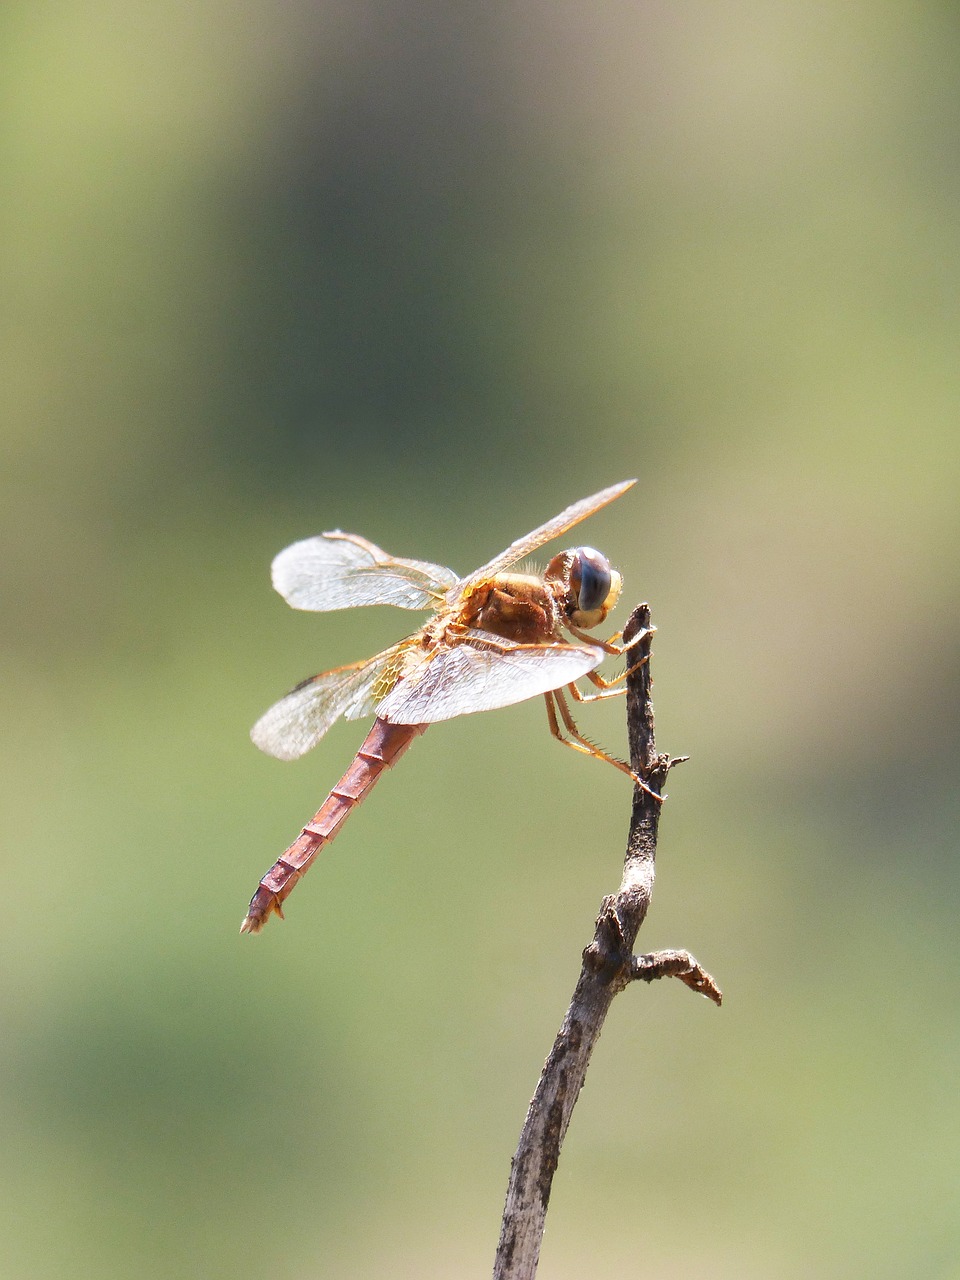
top-left (251, 643), bottom-right (407, 760)
top-left (272, 531), bottom-right (458, 612)
top-left (377, 631), bottom-right (604, 724)
top-left (458, 479), bottom-right (635, 589)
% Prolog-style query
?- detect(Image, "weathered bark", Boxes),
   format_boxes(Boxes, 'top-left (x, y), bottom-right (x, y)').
top-left (493, 605), bottom-right (721, 1280)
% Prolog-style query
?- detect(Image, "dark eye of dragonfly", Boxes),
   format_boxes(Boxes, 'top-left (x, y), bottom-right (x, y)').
top-left (573, 547), bottom-right (611, 613)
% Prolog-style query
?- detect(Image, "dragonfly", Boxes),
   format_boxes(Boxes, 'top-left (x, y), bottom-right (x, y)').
top-left (241, 478), bottom-right (652, 934)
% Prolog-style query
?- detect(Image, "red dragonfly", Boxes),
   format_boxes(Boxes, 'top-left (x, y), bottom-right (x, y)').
top-left (242, 479), bottom-right (649, 934)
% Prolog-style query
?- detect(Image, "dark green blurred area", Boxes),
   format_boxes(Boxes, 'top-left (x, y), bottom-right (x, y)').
top-left (3, 4), bottom-right (959, 1277)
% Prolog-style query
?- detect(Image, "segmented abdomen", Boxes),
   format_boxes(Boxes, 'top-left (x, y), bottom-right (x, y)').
top-left (240, 718), bottom-right (426, 933)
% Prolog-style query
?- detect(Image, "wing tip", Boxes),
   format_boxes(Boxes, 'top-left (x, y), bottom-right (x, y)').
top-left (249, 722), bottom-right (304, 762)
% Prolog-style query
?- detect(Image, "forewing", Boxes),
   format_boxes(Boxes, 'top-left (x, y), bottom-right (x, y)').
top-left (251, 645), bottom-right (405, 760)
top-left (376, 632), bottom-right (604, 724)
top-left (272, 531), bottom-right (459, 612)
top-left (458, 479), bottom-right (636, 590)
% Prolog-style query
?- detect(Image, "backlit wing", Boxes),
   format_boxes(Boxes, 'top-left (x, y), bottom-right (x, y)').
top-left (251, 643), bottom-right (407, 760)
top-left (376, 631), bottom-right (604, 724)
top-left (457, 479), bottom-right (636, 590)
top-left (272, 531), bottom-right (459, 612)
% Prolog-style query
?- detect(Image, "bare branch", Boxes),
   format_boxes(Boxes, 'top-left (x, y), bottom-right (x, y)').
top-left (631, 949), bottom-right (722, 1005)
top-left (493, 605), bottom-right (720, 1280)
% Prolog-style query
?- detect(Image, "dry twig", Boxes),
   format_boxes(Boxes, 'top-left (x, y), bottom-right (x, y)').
top-left (493, 604), bottom-right (721, 1280)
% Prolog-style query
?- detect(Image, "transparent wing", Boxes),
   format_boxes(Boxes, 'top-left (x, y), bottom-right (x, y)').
top-left (376, 631), bottom-right (604, 724)
top-left (457, 479), bottom-right (636, 591)
top-left (251, 643), bottom-right (407, 760)
top-left (272, 531), bottom-right (459, 612)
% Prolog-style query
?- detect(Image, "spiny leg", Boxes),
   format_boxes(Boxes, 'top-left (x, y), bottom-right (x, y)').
top-left (552, 687), bottom-right (631, 775)
top-left (574, 653), bottom-right (651, 698)
top-left (563, 623), bottom-right (653, 692)
top-left (567, 623), bottom-right (655, 657)
top-left (544, 689), bottom-right (662, 803)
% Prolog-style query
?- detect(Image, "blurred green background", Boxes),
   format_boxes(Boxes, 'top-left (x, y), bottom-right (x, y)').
top-left (3, 3), bottom-right (958, 1277)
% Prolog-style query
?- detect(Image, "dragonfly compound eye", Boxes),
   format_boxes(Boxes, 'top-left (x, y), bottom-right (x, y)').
top-left (573, 547), bottom-right (612, 614)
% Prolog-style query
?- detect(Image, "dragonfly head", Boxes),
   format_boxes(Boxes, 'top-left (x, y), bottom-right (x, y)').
top-left (546, 546), bottom-right (622, 629)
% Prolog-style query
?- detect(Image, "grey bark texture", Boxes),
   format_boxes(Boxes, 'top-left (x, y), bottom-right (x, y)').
top-left (493, 604), bottom-right (721, 1280)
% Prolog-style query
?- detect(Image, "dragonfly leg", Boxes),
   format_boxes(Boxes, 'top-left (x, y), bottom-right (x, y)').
top-left (544, 689), bottom-right (662, 803)
top-left (573, 652), bottom-right (651, 697)
top-left (567, 622), bottom-right (655, 657)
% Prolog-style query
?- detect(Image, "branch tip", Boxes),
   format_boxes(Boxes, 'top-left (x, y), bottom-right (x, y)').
top-left (630, 949), bottom-right (722, 1007)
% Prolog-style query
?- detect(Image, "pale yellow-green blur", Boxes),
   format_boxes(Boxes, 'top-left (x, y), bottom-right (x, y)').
top-left (2, 4), bottom-right (958, 1277)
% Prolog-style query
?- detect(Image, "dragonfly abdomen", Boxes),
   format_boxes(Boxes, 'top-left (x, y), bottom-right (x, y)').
top-left (240, 718), bottom-right (426, 934)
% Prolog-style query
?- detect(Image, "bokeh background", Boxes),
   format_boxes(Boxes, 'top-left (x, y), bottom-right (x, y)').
top-left (3, 3), bottom-right (958, 1277)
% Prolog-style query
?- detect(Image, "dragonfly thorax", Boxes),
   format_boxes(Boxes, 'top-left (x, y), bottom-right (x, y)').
top-left (453, 573), bottom-right (562, 645)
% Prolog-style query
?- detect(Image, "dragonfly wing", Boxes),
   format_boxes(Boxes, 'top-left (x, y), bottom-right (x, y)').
top-left (377, 632), bottom-right (604, 724)
top-left (251, 644), bottom-right (406, 760)
top-left (457, 479), bottom-right (636, 590)
top-left (272, 531), bottom-right (460, 612)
